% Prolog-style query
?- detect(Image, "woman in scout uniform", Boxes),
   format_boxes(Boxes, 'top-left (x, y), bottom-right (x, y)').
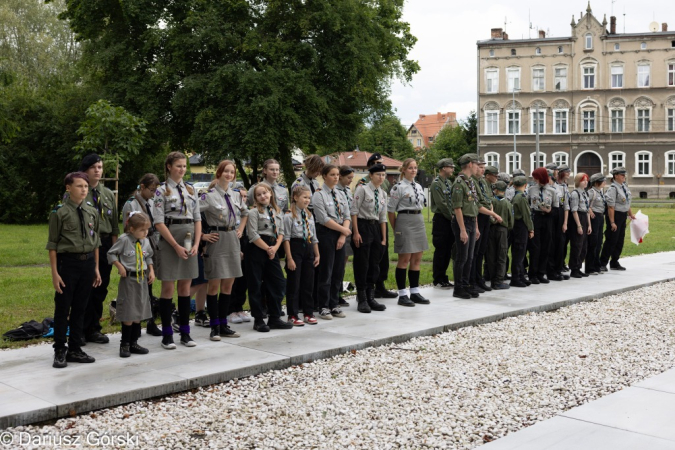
top-left (585, 173), bottom-right (606, 275)
top-left (509, 176), bottom-right (534, 288)
top-left (153, 151), bottom-right (202, 349)
top-left (313, 164), bottom-right (351, 320)
top-left (568, 173), bottom-right (591, 278)
top-left (283, 186), bottom-right (320, 325)
top-left (122, 173), bottom-right (162, 337)
top-left (451, 154), bottom-right (480, 299)
top-left (291, 154), bottom-right (324, 211)
top-left (527, 167), bottom-right (556, 284)
top-left (600, 167), bottom-right (635, 271)
top-left (429, 158), bottom-right (455, 290)
top-left (48, 172), bottom-right (101, 368)
top-left (336, 165), bottom-right (355, 307)
top-left (351, 163), bottom-right (388, 313)
top-left (107, 212), bottom-right (154, 357)
top-left (248, 159), bottom-right (289, 212)
top-left (199, 160), bottom-right (247, 341)
top-left (388, 158), bottom-right (429, 307)
top-left (551, 165), bottom-right (571, 280)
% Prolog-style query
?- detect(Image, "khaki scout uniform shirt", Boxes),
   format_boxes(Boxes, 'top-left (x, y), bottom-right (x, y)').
top-left (358, 174), bottom-right (391, 194)
top-left (122, 193), bottom-right (158, 245)
top-left (429, 175), bottom-right (453, 220)
top-left (282, 210), bottom-right (319, 244)
top-left (451, 174), bottom-right (479, 218)
top-left (569, 188), bottom-right (590, 213)
top-left (353, 182), bottom-right (388, 223)
top-left (248, 180), bottom-right (289, 212)
top-left (473, 176), bottom-right (494, 213)
top-left (153, 179), bottom-right (201, 225)
top-left (528, 184), bottom-right (555, 213)
top-left (605, 181), bottom-right (632, 213)
top-left (588, 187), bottom-right (606, 214)
top-left (107, 233), bottom-right (154, 271)
top-left (387, 178), bottom-right (426, 213)
top-left (312, 187), bottom-right (350, 226)
top-left (200, 184), bottom-right (248, 229)
top-left (247, 207), bottom-right (285, 242)
top-left (336, 183), bottom-right (356, 218)
top-left (291, 172), bottom-right (321, 210)
top-left (46, 198), bottom-right (101, 253)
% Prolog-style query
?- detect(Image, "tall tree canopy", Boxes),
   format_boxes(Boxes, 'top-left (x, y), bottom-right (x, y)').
top-left (61, 0), bottom-right (419, 184)
top-left (357, 113), bottom-right (413, 158)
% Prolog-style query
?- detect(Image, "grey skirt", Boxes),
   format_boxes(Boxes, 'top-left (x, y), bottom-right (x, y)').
top-left (203, 230), bottom-right (243, 280)
top-left (116, 274), bottom-right (152, 322)
top-left (157, 223), bottom-right (199, 281)
top-left (393, 213), bottom-right (429, 254)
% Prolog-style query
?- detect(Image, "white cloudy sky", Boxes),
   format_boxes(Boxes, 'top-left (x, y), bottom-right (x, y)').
top-left (390, 0), bottom-right (673, 127)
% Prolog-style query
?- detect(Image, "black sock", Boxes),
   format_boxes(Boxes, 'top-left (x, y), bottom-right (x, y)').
top-left (121, 324), bottom-right (132, 345)
top-left (395, 267), bottom-right (407, 290)
top-left (408, 270), bottom-right (420, 288)
top-left (159, 298), bottom-right (173, 336)
top-left (131, 323), bottom-right (141, 344)
top-left (206, 294), bottom-right (218, 324)
top-left (218, 293), bottom-right (230, 325)
top-left (177, 295), bottom-right (191, 328)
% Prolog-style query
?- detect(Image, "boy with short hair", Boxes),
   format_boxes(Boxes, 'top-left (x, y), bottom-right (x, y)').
top-left (47, 172), bottom-right (102, 368)
top-left (487, 181), bottom-right (514, 290)
top-left (510, 176), bottom-right (534, 288)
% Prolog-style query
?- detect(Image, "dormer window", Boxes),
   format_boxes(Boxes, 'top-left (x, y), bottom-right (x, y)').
top-left (614, 43), bottom-right (620, 51)
top-left (511, 49), bottom-right (516, 56)
top-left (641, 42), bottom-right (647, 50)
top-left (558, 46), bottom-right (563, 53)
top-left (535, 47), bottom-right (541, 55)
top-left (585, 33), bottom-right (593, 50)
top-left (489, 49), bottom-right (495, 57)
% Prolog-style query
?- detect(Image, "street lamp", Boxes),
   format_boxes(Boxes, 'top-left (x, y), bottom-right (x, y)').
top-left (510, 87), bottom-right (521, 173)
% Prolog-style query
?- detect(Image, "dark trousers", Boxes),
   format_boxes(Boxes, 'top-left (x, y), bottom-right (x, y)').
top-left (528, 213), bottom-right (552, 278)
top-left (230, 235), bottom-right (248, 313)
top-left (83, 235), bottom-right (113, 336)
top-left (53, 254), bottom-right (95, 350)
top-left (432, 214), bottom-right (454, 284)
top-left (601, 210), bottom-right (627, 267)
top-left (285, 239), bottom-right (316, 317)
top-left (511, 220), bottom-right (528, 282)
top-left (569, 213), bottom-right (589, 271)
top-left (317, 225), bottom-right (346, 310)
top-left (377, 221), bottom-right (391, 284)
top-left (548, 207), bottom-right (565, 275)
top-left (470, 214), bottom-right (491, 284)
top-left (586, 213), bottom-right (604, 273)
top-left (246, 237), bottom-right (285, 321)
top-left (451, 216), bottom-right (476, 287)
top-left (352, 220), bottom-right (384, 290)
top-left (487, 225), bottom-right (508, 284)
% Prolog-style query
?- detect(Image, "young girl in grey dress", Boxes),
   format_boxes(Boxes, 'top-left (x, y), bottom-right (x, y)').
top-left (108, 212), bottom-right (155, 358)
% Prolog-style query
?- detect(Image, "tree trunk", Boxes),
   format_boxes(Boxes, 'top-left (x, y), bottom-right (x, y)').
top-left (278, 144), bottom-right (295, 196)
top-left (234, 158), bottom-right (250, 189)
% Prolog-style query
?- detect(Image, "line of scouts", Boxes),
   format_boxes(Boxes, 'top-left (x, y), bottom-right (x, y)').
top-left (47, 151), bottom-right (634, 368)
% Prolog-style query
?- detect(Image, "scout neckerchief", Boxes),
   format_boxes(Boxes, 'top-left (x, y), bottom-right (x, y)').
top-left (478, 178), bottom-right (488, 200)
top-left (458, 174), bottom-right (477, 203)
top-left (301, 209), bottom-right (312, 243)
top-left (223, 189), bottom-right (236, 225)
top-left (593, 187), bottom-right (607, 209)
top-left (442, 177), bottom-right (452, 203)
top-left (176, 182), bottom-right (187, 215)
top-left (330, 188), bottom-right (342, 217)
top-left (374, 186), bottom-right (380, 214)
top-left (92, 188), bottom-right (103, 218)
top-left (135, 240), bottom-right (145, 283)
top-left (77, 206), bottom-right (86, 238)
top-left (305, 173), bottom-right (316, 196)
top-left (266, 206), bottom-right (278, 238)
top-left (621, 183), bottom-right (629, 202)
top-left (412, 180), bottom-right (421, 207)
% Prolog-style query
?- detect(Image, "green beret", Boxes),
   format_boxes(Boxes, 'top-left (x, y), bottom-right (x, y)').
top-left (513, 176), bottom-right (528, 187)
top-left (436, 158), bottom-right (455, 169)
top-left (484, 165), bottom-right (499, 175)
top-left (493, 181), bottom-right (507, 191)
top-left (458, 154), bottom-right (479, 165)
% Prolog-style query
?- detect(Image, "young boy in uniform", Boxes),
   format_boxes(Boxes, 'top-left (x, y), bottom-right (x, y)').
top-left (509, 176), bottom-right (534, 288)
top-left (487, 181), bottom-right (514, 290)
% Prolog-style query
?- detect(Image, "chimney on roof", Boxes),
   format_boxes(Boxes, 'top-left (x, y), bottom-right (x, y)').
top-left (419, 114), bottom-right (426, 119)
top-left (491, 28), bottom-right (503, 39)
top-left (663, 23), bottom-right (668, 32)
top-left (610, 16), bottom-right (616, 34)
top-left (538, 30), bottom-right (546, 38)
top-left (503, 32), bottom-right (509, 40)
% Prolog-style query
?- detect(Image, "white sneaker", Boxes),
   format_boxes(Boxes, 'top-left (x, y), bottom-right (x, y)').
top-left (238, 311), bottom-right (252, 322)
top-left (228, 313), bottom-right (243, 324)
top-left (319, 308), bottom-right (333, 320)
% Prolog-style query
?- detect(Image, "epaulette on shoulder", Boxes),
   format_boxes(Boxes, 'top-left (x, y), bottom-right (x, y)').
top-left (160, 182), bottom-right (166, 185)
top-left (233, 188), bottom-right (240, 192)
top-left (185, 181), bottom-right (193, 186)
top-left (51, 204), bottom-right (64, 213)
top-left (208, 188), bottom-right (215, 193)
top-left (278, 183), bottom-right (286, 188)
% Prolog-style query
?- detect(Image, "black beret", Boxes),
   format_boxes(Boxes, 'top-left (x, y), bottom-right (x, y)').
top-left (79, 153), bottom-right (102, 172)
top-left (369, 163), bottom-right (387, 174)
top-left (367, 153), bottom-right (383, 166)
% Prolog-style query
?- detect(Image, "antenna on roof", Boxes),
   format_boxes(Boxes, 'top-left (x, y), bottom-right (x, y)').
top-left (529, 10), bottom-right (532, 38)
top-left (623, 6), bottom-right (626, 33)
top-left (611, 0), bottom-right (616, 16)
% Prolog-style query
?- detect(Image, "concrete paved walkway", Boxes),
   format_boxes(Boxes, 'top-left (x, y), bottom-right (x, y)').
top-left (1, 252), bottom-right (674, 430)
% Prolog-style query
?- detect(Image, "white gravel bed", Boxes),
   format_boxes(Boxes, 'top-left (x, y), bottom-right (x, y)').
top-left (8, 282), bottom-right (675, 449)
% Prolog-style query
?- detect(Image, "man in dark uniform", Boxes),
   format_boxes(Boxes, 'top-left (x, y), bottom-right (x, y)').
top-left (429, 158), bottom-right (455, 289)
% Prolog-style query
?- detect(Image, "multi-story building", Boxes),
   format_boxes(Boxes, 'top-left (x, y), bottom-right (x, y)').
top-left (407, 112), bottom-right (457, 150)
top-left (477, 3), bottom-right (675, 198)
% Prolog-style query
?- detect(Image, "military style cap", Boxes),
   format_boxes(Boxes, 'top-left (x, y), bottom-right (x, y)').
top-left (477, 155), bottom-right (487, 165)
top-left (493, 181), bottom-right (508, 191)
top-left (611, 166), bottom-right (627, 175)
top-left (498, 172), bottom-right (511, 183)
top-left (458, 153), bottom-right (480, 166)
top-left (589, 173), bottom-right (606, 184)
top-left (512, 169), bottom-right (526, 177)
top-left (513, 176), bottom-right (528, 187)
top-left (436, 158), bottom-right (455, 169)
top-left (545, 162), bottom-right (558, 170)
top-left (367, 153), bottom-right (383, 166)
top-left (79, 153), bottom-right (102, 172)
top-left (557, 164), bottom-right (571, 173)
top-left (547, 169), bottom-right (554, 179)
top-left (484, 165), bottom-right (499, 175)
top-left (368, 163), bottom-right (387, 174)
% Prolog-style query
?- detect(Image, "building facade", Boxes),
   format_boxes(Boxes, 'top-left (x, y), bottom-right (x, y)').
top-left (477, 3), bottom-right (675, 198)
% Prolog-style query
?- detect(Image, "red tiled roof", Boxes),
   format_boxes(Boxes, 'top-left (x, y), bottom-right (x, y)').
top-left (408, 112), bottom-right (457, 148)
top-left (327, 151), bottom-right (403, 169)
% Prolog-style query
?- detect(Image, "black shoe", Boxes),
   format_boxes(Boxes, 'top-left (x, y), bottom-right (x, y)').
top-left (194, 310), bottom-right (210, 327)
top-left (548, 273), bottom-right (563, 281)
top-left (210, 328), bottom-right (221, 341)
top-left (522, 278), bottom-right (532, 286)
top-left (397, 295), bottom-right (415, 307)
top-left (471, 284), bottom-right (485, 294)
top-left (610, 264), bottom-right (626, 271)
top-left (599, 265), bottom-right (608, 272)
top-left (219, 324), bottom-right (241, 337)
top-left (509, 281), bottom-right (527, 288)
top-left (161, 335), bottom-right (176, 350)
top-left (366, 289), bottom-right (386, 311)
top-left (570, 270), bottom-right (583, 278)
top-left (53, 348), bottom-right (67, 368)
top-left (466, 286), bottom-right (480, 298)
top-left (120, 344), bottom-right (131, 358)
top-left (357, 290), bottom-right (371, 313)
top-left (146, 320), bottom-right (163, 336)
top-left (268, 318), bottom-right (293, 330)
top-left (581, 271), bottom-right (590, 277)
top-left (563, 265), bottom-right (570, 272)
top-left (410, 293), bottom-right (430, 304)
top-left (452, 286), bottom-right (471, 299)
top-left (130, 342), bottom-right (149, 354)
top-left (529, 276), bottom-right (540, 285)
top-left (76, 336), bottom-right (86, 347)
top-left (254, 319), bottom-right (270, 332)
top-left (562, 273), bottom-right (570, 280)
top-left (505, 274), bottom-right (512, 280)
top-left (66, 349), bottom-right (95, 363)
top-left (338, 297), bottom-right (350, 307)
top-left (537, 276), bottom-right (550, 284)
top-left (477, 280), bottom-right (492, 292)
top-left (492, 282), bottom-right (510, 290)
top-left (374, 288), bottom-right (398, 299)
top-left (86, 331), bottom-right (109, 344)
top-left (180, 333), bottom-right (196, 347)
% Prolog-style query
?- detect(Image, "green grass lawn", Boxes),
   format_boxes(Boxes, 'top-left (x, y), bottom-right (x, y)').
top-left (1, 207), bottom-right (673, 349)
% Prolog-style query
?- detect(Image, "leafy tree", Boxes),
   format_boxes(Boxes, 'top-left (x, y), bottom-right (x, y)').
top-left (463, 110), bottom-right (477, 151)
top-left (357, 113), bottom-right (413, 158)
top-left (426, 123), bottom-right (470, 172)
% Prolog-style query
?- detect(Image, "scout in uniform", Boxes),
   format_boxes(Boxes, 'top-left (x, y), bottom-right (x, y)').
top-left (77, 154), bottom-right (120, 345)
top-left (336, 165), bottom-right (356, 307)
top-left (509, 176), bottom-right (534, 287)
top-left (48, 172), bottom-right (101, 368)
top-left (291, 154), bottom-right (324, 211)
top-left (505, 169), bottom-right (526, 201)
top-left (600, 167), bottom-right (635, 271)
top-left (358, 153), bottom-right (396, 299)
top-left (451, 154), bottom-right (480, 299)
top-left (568, 173), bottom-right (591, 278)
top-left (388, 158), bottom-right (429, 307)
top-left (351, 163), bottom-right (388, 313)
top-left (153, 152), bottom-right (202, 349)
top-left (247, 159), bottom-right (289, 212)
top-left (199, 160), bottom-right (248, 340)
top-left (486, 181), bottom-right (514, 290)
top-left (585, 173), bottom-right (607, 275)
top-left (429, 158), bottom-right (455, 289)
top-left (550, 165), bottom-right (571, 280)
top-left (527, 167), bottom-right (556, 284)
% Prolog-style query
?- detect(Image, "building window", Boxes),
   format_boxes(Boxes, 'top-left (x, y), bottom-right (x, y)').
top-left (416, 138), bottom-right (421, 147)
top-left (558, 46), bottom-right (563, 54)
top-left (611, 109), bottom-right (624, 132)
top-left (507, 153), bottom-right (521, 173)
top-left (610, 152), bottom-right (625, 171)
top-left (485, 152), bottom-right (500, 169)
top-left (507, 110), bottom-right (520, 135)
top-left (583, 65), bottom-right (595, 89)
top-left (536, 47), bottom-right (541, 55)
top-left (668, 63), bottom-right (675, 86)
top-left (638, 64), bottom-right (650, 87)
top-left (530, 152), bottom-right (546, 170)
top-left (666, 151), bottom-right (675, 175)
top-left (507, 68), bottom-right (520, 92)
top-left (532, 68), bottom-right (545, 91)
top-left (668, 108), bottom-right (674, 131)
top-left (411, 129), bottom-right (417, 135)
top-left (614, 43), bottom-right (620, 51)
top-left (428, 136), bottom-right (434, 142)
top-left (637, 109), bottom-right (650, 132)
top-left (531, 109), bottom-right (545, 134)
top-left (555, 67), bottom-right (567, 91)
top-left (585, 33), bottom-right (593, 49)
top-left (635, 151), bottom-right (652, 176)
top-left (611, 66), bottom-right (623, 88)
top-left (554, 110), bottom-right (568, 134)
top-left (486, 69), bottom-right (498, 93)
top-left (641, 42), bottom-right (647, 50)
top-left (489, 49), bottom-right (495, 57)
top-left (583, 110), bottom-right (595, 133)
top-left (553, 152), bottom-right (568, 167)
top-left (486, 111), bottom-right (499, 135)
top-left (511, 49), bottom-right (516, 56)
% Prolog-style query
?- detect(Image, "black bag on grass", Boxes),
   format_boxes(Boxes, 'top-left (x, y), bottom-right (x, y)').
top-left (2, 318), bottom-right (52, 341)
